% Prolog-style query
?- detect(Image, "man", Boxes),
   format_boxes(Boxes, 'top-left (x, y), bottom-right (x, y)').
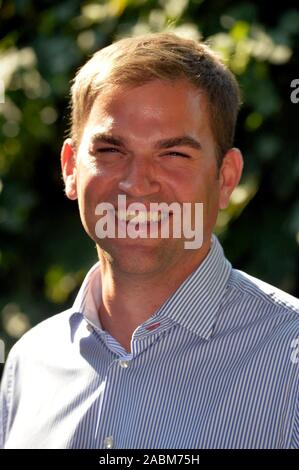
top-left (0, 33), bottom-right (298, 449)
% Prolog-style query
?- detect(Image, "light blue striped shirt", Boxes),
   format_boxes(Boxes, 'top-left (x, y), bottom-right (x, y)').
top-left (0, 235), bottom-right (298, 449)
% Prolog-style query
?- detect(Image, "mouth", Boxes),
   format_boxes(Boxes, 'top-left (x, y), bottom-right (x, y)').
top-left (115, 210), bottom-right (170, 224)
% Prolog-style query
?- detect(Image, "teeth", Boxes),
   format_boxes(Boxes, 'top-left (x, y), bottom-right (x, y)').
top-left (116, 210), bottom-right (168, 223)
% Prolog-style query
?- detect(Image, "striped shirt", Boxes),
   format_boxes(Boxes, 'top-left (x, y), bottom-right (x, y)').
top-left (0, 235), bottom-right (298, 449)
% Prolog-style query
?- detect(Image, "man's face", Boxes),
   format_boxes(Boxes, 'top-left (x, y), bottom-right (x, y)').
top-left (62, 79), bottom-right (240, 275)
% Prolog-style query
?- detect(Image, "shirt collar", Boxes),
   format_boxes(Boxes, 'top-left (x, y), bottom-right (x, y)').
top-left (70, 234), bottom-right (231, 341)
top-left (148, 234), bottom-right (232, 340)
top-left (71, 261), bottom-right (102, 329)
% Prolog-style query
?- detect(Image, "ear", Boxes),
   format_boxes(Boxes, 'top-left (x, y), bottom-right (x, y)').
top-left (218, 148), bottom-right (243, 209)
top-left (61, 138), bottom-right (78, 200)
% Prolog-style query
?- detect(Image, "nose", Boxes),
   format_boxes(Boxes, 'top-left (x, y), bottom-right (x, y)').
top-left (118, 157), bottom-right (161, 198)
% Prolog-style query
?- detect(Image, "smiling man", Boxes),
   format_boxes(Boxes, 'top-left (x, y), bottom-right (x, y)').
top-left (0, 33), bottom-right (298, 449)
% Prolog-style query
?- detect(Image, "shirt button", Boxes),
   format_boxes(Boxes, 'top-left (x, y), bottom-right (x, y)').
top-left (86, 324), bottom-right (93, 333)
top-left (119, 360), bottom-right (129, 369)
top-left (103, 436), bottom-right (114, 449)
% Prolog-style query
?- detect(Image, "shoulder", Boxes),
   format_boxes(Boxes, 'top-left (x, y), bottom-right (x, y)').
top-left (7, 309), bottom-right (81, 364)
top-left (230, 269), bottom-right (299, 316)
top-left (225, 269), bottom-right (299, 341)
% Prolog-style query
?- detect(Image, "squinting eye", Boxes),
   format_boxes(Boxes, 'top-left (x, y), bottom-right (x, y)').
top-left (96, 147), bottom-right (120, 153)
top-left (165, 151), bottom-right (190, 158)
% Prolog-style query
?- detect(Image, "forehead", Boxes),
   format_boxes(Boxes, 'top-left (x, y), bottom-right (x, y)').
top-left (81, 79), bottom-right (211, 143)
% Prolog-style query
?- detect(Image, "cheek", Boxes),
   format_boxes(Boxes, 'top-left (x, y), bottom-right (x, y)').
top-left (170, 173), bottom-right (206, 202)
top-left (189, 175), bottom-right (221, 215)
top-left (78, 153), bottom-right (104, 177)
top-left (76, 156), bottom-right (106, 198)
top-left (76, 175), bottom-right (100, 218)
top-left (159, 167), bottom-right (199, 200)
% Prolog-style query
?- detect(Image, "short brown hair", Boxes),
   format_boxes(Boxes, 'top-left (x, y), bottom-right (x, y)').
top-left (70, 32), bottom-right (241, 166)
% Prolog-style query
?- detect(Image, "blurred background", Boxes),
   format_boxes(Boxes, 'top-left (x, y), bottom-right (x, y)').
top-left (0, 0), bottom-right (299, 369)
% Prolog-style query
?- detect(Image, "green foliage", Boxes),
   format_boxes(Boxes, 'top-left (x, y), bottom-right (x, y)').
top-left (0, 0), bottom-right (298, 356)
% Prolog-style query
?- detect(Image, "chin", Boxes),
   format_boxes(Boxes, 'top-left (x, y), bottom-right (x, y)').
top-left (98, 238), bottom-right (180, 274)
top-left (106, 252), bottom-right (165, 276)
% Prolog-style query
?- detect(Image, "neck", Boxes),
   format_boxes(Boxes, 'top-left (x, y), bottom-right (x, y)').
top-left (97, 239), bottom-right (212, 352)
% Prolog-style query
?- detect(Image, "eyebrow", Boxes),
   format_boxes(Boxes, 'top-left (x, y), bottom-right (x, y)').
top-left (90, 132), bottom-right (202, 151)
top-left (90, 133), bottom-right (125, 147)
top-left (154, 136), bottom-right (202, 151)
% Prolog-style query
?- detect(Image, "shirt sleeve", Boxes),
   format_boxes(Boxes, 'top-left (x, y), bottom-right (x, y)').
top-left (0, 350), bottom-right (15, 449)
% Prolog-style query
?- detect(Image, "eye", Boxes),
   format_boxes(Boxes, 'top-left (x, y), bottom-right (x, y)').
top-left (95, 147), bottom-right (120, 153)
top-left (89, 147), bottom-right (125, 159)
top-left (163, 151), bottom-right (190, 159)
